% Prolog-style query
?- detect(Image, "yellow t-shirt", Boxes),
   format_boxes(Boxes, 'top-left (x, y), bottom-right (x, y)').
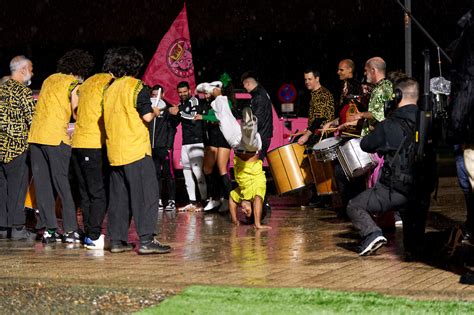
top-left (230, 156), bottom-right (266, 203)
top-left (72, 73), bottom-right (113, 148)
top-left (103, 76), bottom-right (151, 166)
top-left (28, 73), bottom-right (78, 146)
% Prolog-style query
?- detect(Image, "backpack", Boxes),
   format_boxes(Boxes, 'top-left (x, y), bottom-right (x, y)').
top-left (382, 118), bottom-right (416, 195)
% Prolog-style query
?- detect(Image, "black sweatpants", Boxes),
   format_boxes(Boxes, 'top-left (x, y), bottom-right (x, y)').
top-left (346, 182), bottom-right (407, 238)
top-left (152, 147), bottom-right (175, 201)
top-left (334, 162), bottom-right (366, 211)
top-left (0, 151), bottom-right (29, 227)
top-left (30, 143), bottom-right (77, 232)
top-left (107, 156), bottom-right (159, 243)
top-left (71, 147), bottom-right (109, 240)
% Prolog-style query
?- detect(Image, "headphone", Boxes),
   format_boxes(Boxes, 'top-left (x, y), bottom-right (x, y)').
top-left (393, 88), bottom-right (403, 105)
top-left (384, 88), bottom-right (402, 116)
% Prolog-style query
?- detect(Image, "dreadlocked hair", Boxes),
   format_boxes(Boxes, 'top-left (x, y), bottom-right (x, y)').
top-left (57, 49), bottom-right (94, 78)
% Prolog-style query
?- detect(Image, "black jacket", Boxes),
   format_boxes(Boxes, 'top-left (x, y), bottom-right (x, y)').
top-left (178, 96), bottom-right (204, 145)
top-left (361, 104), bottom-right (418, 195)
top-left (250, 85), bottom-right (273, 139)
top-left (149, 104), bottom-right (179, 149)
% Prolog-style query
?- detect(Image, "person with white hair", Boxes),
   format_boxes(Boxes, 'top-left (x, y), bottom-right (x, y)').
top-left (0, 55), bottom-right (35, 240)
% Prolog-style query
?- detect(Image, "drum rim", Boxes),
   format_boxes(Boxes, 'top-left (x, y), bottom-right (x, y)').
top-left (267, 142), bottom-right (301, 154)
top-left (312, 137), bottom-right (342, 151)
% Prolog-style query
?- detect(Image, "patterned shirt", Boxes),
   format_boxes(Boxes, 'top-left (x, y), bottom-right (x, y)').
top-left (308, 86), bottom-right (335, 128)
top-left (361, 79), bottom-right (393, 136)
top-left (0, 79), bottom-right (35, 163)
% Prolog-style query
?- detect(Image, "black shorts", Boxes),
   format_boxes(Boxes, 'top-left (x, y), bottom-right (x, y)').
top-left (205, 124), bottom-right (231, 149)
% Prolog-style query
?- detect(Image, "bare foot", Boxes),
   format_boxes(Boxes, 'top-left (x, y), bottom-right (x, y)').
top-left (254, 224), bottom-right (272, 230)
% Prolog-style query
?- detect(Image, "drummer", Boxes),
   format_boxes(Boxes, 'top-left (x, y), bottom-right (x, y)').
top-left (317, 60), bottom-right (368, 216)
top-left (297, 68), bottom-right (335, 208)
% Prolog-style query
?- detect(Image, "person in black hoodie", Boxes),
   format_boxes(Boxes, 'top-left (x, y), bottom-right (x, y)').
top-left (149, 85), bottom-right (178, 211)
top-left (241, 72), bottom-right (273, 159)
top-left (241, 72), bottom-right (273, 214)
top-left (346, 78), bottom-right (419, 256)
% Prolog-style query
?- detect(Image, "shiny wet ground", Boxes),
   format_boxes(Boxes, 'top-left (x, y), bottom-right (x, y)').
top-left (0, 178), bottom-right (473, 313)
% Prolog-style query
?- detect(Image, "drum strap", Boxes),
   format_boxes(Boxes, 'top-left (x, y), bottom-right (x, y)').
top-left (385, 118), bottom-right (415, 198)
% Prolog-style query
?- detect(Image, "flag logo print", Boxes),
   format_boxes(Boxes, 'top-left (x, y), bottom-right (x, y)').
top-left (167, 38), bottom-right (194, 78)
top-left (143, 4), bottom-right (195, 105)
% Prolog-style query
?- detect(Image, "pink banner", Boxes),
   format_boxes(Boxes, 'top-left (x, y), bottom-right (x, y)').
top-left (143, 4), bottom-right (196, 105)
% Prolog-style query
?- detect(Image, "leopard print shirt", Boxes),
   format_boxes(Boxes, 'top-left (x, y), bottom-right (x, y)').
top-left (0, 79), bottom-right (35, 163)
top-left (308, 86), bottom-right (335, 128)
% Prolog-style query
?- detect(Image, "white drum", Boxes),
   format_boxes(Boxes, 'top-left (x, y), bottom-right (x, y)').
top-left (337, 138), bottom-right (376, 178)
top-left (312, 137), bottom-right (342, 162)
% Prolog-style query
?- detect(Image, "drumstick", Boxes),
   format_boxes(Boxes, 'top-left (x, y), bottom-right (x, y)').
top-left (342, 131), bottom-right (361, 138)
top-left (317, 130), bottom-right (326, 144)
top-left (285, 130), bottom-right (306, 137)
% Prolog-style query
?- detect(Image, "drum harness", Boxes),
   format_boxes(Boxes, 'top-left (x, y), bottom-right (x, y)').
top-left (382, 118), bottom-right (416, 199)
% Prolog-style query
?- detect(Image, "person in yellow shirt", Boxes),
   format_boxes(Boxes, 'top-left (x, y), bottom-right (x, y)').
top-left (71, 71), bottom-right (113, 250)
top-left (228, 108), bottom-right (270, 230)
top-left (229, 153), bottom-right (271, 230)
top-left (28, 50), bottom-right (94, 244)
top-left (102, 47), bottom-right (171, 255)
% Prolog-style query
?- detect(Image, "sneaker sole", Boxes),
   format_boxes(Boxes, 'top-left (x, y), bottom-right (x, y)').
top-left (359, 236), bottom-right (387, 256)
top-left (138, 248), bottom-right (171, 255)
top-left (85, 245), bottom-right (104, 250)
top-left (110, 248), bottom-right (133, 253)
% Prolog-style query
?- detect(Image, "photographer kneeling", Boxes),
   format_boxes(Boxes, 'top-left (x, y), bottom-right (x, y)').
top-left (347, 78), bottom-right (419, 256)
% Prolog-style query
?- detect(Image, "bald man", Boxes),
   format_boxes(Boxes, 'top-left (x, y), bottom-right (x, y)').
top-left (339, 57), bottom-right (393, 136)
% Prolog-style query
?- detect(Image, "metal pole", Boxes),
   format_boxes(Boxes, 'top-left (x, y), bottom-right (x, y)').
top-left (396, 0), bottom-right (452, 64)
top-left (404, 0), bottom-right (412, 76)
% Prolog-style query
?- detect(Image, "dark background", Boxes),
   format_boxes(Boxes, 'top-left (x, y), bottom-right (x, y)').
top-left (0, 0), bottom-right (471, 110)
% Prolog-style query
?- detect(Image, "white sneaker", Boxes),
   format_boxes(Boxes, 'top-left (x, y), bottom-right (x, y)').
top-left (158, 199), bottom-right (164, 211)
top-left (165, 200), bottom-right (176, 211)
top-left (218, 198), bottom-right (229, 212)
top-left (204, 198), bottom-right (222, 211)
top-left (178, 203), bottom-right (196, 212)
top-left (84, 234), bottom-right (105, 250)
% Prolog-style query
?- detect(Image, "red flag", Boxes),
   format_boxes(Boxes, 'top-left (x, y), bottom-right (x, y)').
top-left (143, 4), bottom-right (195, 105)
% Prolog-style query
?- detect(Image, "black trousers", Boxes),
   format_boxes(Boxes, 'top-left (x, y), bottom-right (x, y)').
top-left (258, 137), bottom-right (272, 161)
top-left (347, 182), bottom-right (407, 238)
top-left (0, 151), bottom-right (29, 227)
top-left (334, 162), bottom-right (366, 210)
top-left (71, 147), bottom-right (109, 240)
top-left (152, 147), bottom-right (175, 201)
top-left (107, 156), bottom-right (159, 243)
top-left (30, 143), bottom-right (77, 232)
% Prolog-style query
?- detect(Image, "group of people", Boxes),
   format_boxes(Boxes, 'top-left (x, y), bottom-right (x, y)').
top-left (0, 47), bottom-right (274, 256)
top-left (0, 39), bottom-right (473, 260)
top-left (294, 56), bottom-right (423, 257)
